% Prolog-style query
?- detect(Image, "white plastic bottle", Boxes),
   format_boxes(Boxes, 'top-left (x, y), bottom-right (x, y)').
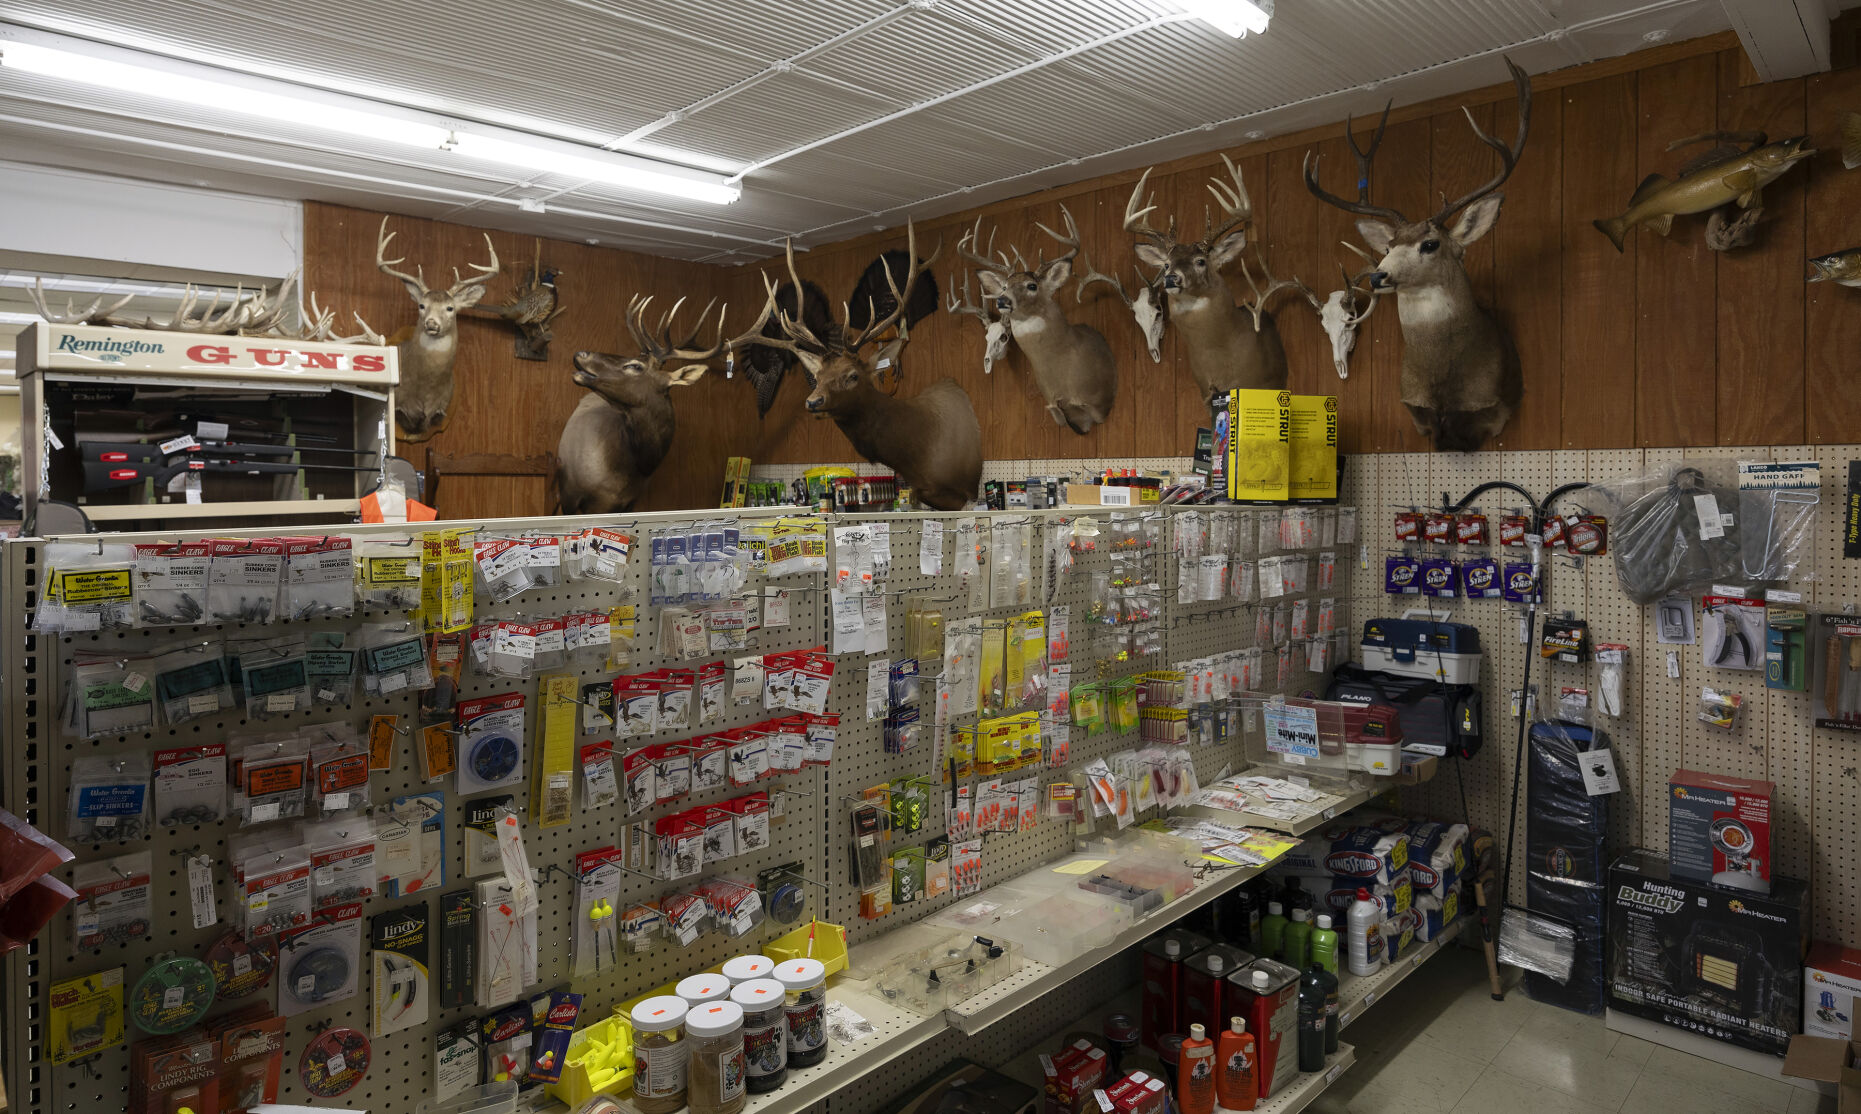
top-left (1347, 888), bottom-right (1385, 976)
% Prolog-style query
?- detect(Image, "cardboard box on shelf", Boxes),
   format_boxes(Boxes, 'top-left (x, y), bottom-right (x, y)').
top-left (1807, 942), bottom-right (1861, 1040)
top-left (1287, 394), bottom-right (1338, 502)
top-left (1223, 388), bottom-right (1290, 503)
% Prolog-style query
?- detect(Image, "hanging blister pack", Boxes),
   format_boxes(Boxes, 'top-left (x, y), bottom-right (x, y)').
top-left (356, 539), bottom-right (425, 610)
top-left (305, 817), bottom-right (378, 909)
top-left (277, 903), bottom-right (362, 1016)
top-left (306, 632), bottom-right (360, 708)
top-left (1737, 460), bottom-right (1820, 583)
top-left (236, 638), bottom-right (311, 720)
top-left (456, 693), bottom-right (528, 795)
top-left (72, 851), bottom-right (154, 950)
top-left (39, 542), bottom-right (137, 632)
top-left (68, 753), bottom-right (151, 843)
top-left (134, 541), bottom-right (212, 626)
top-left (474, 539), bottom-right (534, 603)
top-left (283, 536), bottom-right (356, 621)
top-left (309, 729), bottom-right (371, 816)
top-left (240, 848), bottom-right (314, 940)
top-left (153, 743), bottom-right (227, 827)
top-left (361, 621), bottom-right (433, 697)
top-left (571, 852), bottom-right (623, 976)
top-left (207, 538), bottom-right (285, 623)
top-left (579, 743), bottom-right (620, 810)
top-left (152, 640), bottom-right (234, 726)
top-left (67, 652), bottom-right (158, 738)
top-left (234, 738), bottom-right (310, 826)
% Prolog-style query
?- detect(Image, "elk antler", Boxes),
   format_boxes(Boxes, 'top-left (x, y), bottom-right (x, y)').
top-left (726, 240), bottom-right (830, 374)
top-left (28, 278), bottom-right (134, 326)
top-left (844, 220), bottom-right (939, 351)
top-left (662, 297), bottom-right (727, 362)
top-left (1302, 96), bottom-right (1409, 224)
top-left (1431, 56), bottom-right (1532, 225)
top-left (1201, 154), bottom-right (1252, 248)
top-left (375, 216), bottom-right (427, 292)
top-left (447, 234), bottom-right (500, 298)
top-left (1032, 204), bottom-right (1083, 274)
top-left (1235, 246), bottom-right (1299, 332)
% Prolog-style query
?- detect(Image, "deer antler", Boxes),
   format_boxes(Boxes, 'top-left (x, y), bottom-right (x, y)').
top-left (28, 278), bottom-right (135, 326)
top-left (375, 216), bottom-right (427, 292)
top-left (957, 217), bottom-right (1008, 276)
top-left (845, 220), bottom-right (939, 351)
top-left (1033, 204), bottom-right (1083, 274)
top-left (1201, 154), bottom-right (1252, 248)
top-left (1303, 96), bottom-right (1409, 224)
top-left (1236, 247), bottom-right (1299, 332)
top-left (447, 234), bottom-right (500, 298)
top-left (1122, 168), bottom-right (1174, 252)
top-left (1431, 57), bottom-right (1532, 224)
top-left (948, 267), bottom-right (992, 322)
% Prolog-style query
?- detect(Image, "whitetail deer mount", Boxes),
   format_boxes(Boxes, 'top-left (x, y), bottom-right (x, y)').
top-left (730, 223), bottom-right (980, 511)
top-left (555, 294), bottom-right (724, 515)
top-left (1305, 58), bottom-right (1530, 452)
top-left (374, 216), bottom-right (499, 443)
top-left (950, 207), bottom-right (1117, 434)
top-left (1120, 155), bottom-right (1296, 412)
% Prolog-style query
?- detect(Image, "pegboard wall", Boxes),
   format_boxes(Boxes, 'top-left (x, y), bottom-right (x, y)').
top-left (0, 496), bottom-right (1352, 1114)
top-left (1353, 445), bottom-right (1861, 943)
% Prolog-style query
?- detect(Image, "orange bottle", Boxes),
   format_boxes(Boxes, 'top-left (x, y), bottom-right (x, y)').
top-left (1216, 1015), bottom-right (1258, 1110)
top-left (1178, 1022), bottom-right (1217, 1114)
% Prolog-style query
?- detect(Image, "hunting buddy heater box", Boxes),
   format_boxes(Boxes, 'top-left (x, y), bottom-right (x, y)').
top-left (1607, 849), bottom-right (1809, 1056)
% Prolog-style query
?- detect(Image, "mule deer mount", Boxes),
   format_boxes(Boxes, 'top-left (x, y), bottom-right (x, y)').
top-left (949, 206), bottom-right (1117, 434)
top-left (555, 294), bottom-right (724, 515)
top-left (374, 216), bottom-right (500, 443)
top-left (1120, 155), bottom-right (1297, 412)
top-left (730, 223), bottom-right (981, 511)
top-left (1304, 57), bottom-right (1531, 452)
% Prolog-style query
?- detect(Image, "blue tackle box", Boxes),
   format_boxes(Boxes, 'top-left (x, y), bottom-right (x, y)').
top-left (1360, 610), bottom-right (1483, 684)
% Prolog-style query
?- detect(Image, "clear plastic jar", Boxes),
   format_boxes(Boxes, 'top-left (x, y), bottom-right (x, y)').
top-left (629, 996), bottom-right (689, 1114)
top-left (732, 977), bottom-right (788, 1094)
top-left (686, 1000), bottom-right (747, 1114)
top-left (677, 972), bottom-right (732, 1007)
top-left (721, 954), bottom-right (775, 986)
top-left (775, 958), bottom-right (828, 1068)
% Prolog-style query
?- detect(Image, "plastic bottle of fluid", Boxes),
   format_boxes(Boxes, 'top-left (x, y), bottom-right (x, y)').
top-left (1347, 888), bottom-right (1385, 976)
top-left (1177, 1022), bottom-right (1217, 1114)
top-left (1216, 1016), bottom-right (1257, 1111)
top-left (1296, 968), bottom-right (1328, 1073)
top-left (1259, 901), bottom-right (1288, 960)
top-left (1282, 907), bottom-right (1312, 970)
top-left (1311, 962), bottom-right (1341, 1053)
top-left (1309, 914), bottom-right (1340, 975)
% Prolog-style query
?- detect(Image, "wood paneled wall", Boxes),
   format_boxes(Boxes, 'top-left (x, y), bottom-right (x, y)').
top-left (301, 202), bottom-right (733, 517)
top-left (304, 31), bottom-right (1861, 515)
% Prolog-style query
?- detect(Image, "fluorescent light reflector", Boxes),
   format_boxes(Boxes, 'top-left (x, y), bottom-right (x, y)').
top-left (447, 133), bottom-right (741, 204)
top-left (1178, 0), bottom-right (1272, 36)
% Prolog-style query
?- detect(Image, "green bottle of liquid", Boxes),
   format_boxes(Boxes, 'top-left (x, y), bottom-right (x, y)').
top-left (1259, 901), bottom-right (1288, 960)
top-left (1309, 914), bottom-right (1340, 975)
top-left (1282, 907), bottom-right (1313, 970)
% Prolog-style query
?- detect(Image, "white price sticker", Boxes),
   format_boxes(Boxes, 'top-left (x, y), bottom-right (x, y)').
top-left (250, 802), bottom-right (280, 823)
top-left (123, 672), bottom-right (148, 694)
top-left (327, 1054), bottom-right (345, 1076)
top-left (187, 854), bottom-right (218, 930)
top-left (187, 693), bottom-right (219, 715)
top-left (266, 693), bottom-right (296, 711)
top-left (324, 792), bottom-right (350, 811)
top-left (162, 986), bottom-right (186, 1010)
top-left (159, 434), bottom-right (199, 454)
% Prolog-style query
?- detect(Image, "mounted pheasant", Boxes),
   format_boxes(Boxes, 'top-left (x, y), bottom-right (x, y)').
top-left (372, 217), bottom-right (499, 442)
top-left (555, 295), bottom-right (725, 515)
top-left (730, 223), bottom-right (980, 511)
top-left (469, 238), bottom-right (565, 360)
top-left (1304, 58), bottom-right (1531, 452)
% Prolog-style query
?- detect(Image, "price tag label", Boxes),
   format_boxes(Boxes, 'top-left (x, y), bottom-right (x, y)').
top-left (188, 693), bottom-right (219, 715)
top-left (327, 1054), bottom-right (345, 1075)
top-left (163, 986), bottom-right (186, 1010)
top-left (123, 672), bottom-right (148, 694)
top-left (324, 792), bottom-right (350, 811)
top-left (267, 693), bottom-right (296, 711)
top-left (232, 953), bottom-right (251, 976)
top-left (159, 435), bottom-right (199, 454)
top-left (250, 802), bottom-right (280, 823)
top-left (188, 854), bottom-right (218, 929)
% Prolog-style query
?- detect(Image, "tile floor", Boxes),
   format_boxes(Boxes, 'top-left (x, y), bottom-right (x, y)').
top-left (1311, 947), bottom-right (1835, 1114)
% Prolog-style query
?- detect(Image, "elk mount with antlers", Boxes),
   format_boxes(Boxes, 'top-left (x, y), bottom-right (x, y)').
top-left (731, 223), bottom-right (981, 512)
top-left (1305, 58), bottom-right (1531, 453)
top-left (1120, 154), bottom-right (1298, 413)
top-left (950, 206), bottom-right (1117, 434)
top-left (556, 295), bottom-right (724, 515)
top-left (373, 217), bottom-right (500, 443)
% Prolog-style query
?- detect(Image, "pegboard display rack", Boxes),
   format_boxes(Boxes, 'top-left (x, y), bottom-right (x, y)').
top-left (0, 497), bottom-right (1360, 1114)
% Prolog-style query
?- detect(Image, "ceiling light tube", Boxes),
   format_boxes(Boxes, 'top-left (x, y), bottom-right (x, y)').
top-left (0, 33), bottom-right (740, 204)
top-left (1177, 0), bottom-right (1272, 37)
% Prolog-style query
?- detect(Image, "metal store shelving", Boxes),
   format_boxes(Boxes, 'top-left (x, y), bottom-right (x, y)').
top-left (1180, 768), bottom-right (1380, 836)
top-left (1337, 918), bottom-right (1467, 1029)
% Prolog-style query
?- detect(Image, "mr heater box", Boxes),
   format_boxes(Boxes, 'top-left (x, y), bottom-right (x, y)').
top-left (1669, 769), bottom-right (1774, 894)
top-left (1607, 849), bottom-right (1809, 1055)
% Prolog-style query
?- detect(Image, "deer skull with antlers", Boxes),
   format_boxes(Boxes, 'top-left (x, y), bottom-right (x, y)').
top-left (731, 223), bottom-right (981, 511)
top-left (949, 206), bottom-right (1118, 434)
top-left (1304, 59), bottom-right (1531, 451)
top-left (1119, 154), bottom-right (1297, 413)
top-left (1306, 262), bottom-right (1381, 381)
top-left (555, 294), bottom-right (725, 515)
top-left (373, 217), bottom-right (499, 443)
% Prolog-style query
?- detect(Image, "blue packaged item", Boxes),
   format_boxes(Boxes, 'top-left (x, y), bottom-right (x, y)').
top-left (1502, 561), bottom-right (1540, 603)
top-left (1460, 557), bottom-right (1501, 598)
top-left (1420, 558), bottom-right (1457, 598)
top-left (1385, 556), bottom-right (1421, 595)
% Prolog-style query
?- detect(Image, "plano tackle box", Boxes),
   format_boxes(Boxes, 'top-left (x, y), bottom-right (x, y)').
top-left (1360, 610), bottom-right (1483, 684)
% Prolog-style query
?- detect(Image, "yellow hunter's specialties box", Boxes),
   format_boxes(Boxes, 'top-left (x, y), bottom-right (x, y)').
top-left (1225, 388), bottom-right (1291, 502)
top-left (1288, 393), bottom-right (1340, 501)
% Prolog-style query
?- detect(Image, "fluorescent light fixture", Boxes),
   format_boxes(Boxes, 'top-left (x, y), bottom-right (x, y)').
top-left (0, 37), bottom-right (741, 204)
top-left (1177, 0), bottom-right (1272, 36)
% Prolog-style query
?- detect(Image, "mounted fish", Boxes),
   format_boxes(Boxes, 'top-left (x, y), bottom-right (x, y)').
top-left (1118, 155), bottom-right (1296, 412)
top-left (555, 295), bottom-right (725, 515)
top-left (1594, 131), bottom-right (1814, 253)
top-left (469, 238), bottom-right (565, 360)
top-left (949, 208), bottom-right (1118, 434)
top-left (372, 217), bottom-right (500, 442)
top-left (729, 223), bottom-right (981, 511)
top-left (1304, 57), bottom-right (1531, 452)
top-left (727, 278), bottom-right (831, 417)
top-left (1808, 249), bottom-right (1861, 287)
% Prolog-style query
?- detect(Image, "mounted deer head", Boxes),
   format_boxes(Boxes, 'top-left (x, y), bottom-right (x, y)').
top-left (374, 216), bottom-right (499, 443)
top-left (1120, 155), bottom-right (1294, 411)
top-left (1304, 58), bottom-right (1531, 451)
top-left (950, 207), bottom-right (1118, 434)
top-left (555, 294), bottom-right (725, 515)
top-left (730, 223), bottom-right (981, 511)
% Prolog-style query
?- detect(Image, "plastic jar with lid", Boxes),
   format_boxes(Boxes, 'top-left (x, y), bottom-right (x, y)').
top-left (676, 972), bottom-right (732, 1007)
top-left (731, 978), bottom-right (788, 1094)
top-left (721, 954), bottom-right (775, 985)
top-left (686, 1000), bottom-right (747, 1114)
top-left (629, 995), bottom-right (689, 1114)
top-left (774, 958), bottom-right (829, 1068)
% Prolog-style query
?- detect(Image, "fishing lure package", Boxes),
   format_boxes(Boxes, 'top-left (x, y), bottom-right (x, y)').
top-left (68, 754), bottom-right (151, 843)
top-left (66, 652), bottom-right (158, 739)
